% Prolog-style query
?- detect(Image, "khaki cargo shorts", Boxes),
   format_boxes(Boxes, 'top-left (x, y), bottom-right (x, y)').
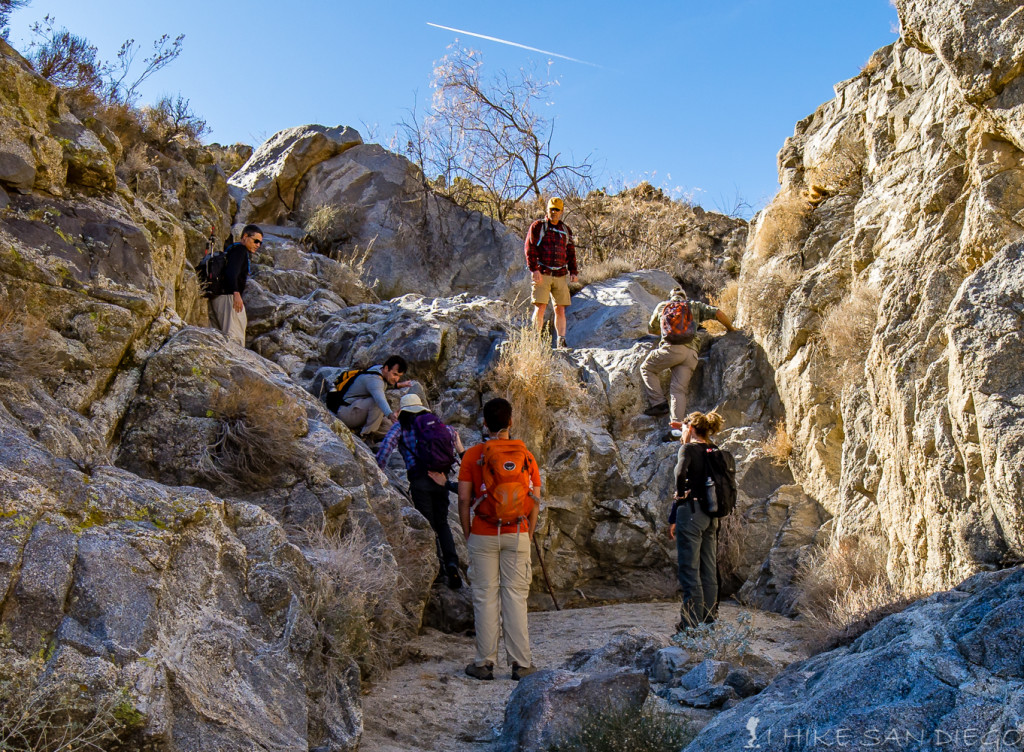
top-left (531, 273), bottom-right (571, 306)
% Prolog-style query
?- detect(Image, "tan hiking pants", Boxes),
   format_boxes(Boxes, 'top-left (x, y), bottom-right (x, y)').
top-left (210, 295), bottom-right (247, 347)
top-left (467, 532), bottom-right (533, 669)
top-left (640, 342), bottom-right (698, 424)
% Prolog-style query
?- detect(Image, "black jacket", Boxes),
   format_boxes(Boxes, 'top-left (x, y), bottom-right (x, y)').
top-left (220, 242), bottom-right (250, 295)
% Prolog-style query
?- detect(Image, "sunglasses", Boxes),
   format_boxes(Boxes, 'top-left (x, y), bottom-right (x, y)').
top-left (251, 238), bottom-right (263, 246)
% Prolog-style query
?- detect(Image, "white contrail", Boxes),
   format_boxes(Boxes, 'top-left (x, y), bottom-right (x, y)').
top-left (427, 22), bottom-right (601, 68)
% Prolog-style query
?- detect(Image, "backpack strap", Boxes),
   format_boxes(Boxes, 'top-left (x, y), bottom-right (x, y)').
top-left (336, 368), bottom-right (383, 407)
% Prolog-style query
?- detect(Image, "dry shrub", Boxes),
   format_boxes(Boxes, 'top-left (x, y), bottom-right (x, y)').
top-left (0, 646), bottom-right (143, 750)
top-left (759, 419), bottom-right (793, 467)
top-left (301, 523), bottom-right (406, 681)
top-left (805, 153), bottom-right (862, 201)
top-left (815, 280), bottom-right (880, 396)
top-left (795, 537), bottom-right (928, 653)
top-left (711, 279), bottom-right (739, 321)
top-left (742, 261), bottom-right (802, 333)
top-left (716, 511), bottom-right (755, 593)
top-left (485, 323), bottom-right (590, 443)
top-left (547, 704), bottom-right (694, 752)
top-left (674, 611), bottom-right (754, 664)
top-left (0, 298), bottom-right (61, 379)
top-left (302, 204), bottom-right (364, 255)
top-left (206, 376), bottom-right (308, 489)
top-left (574, 256), bottom-right (634, 289)
top-left (753, 194), bottom-right (811, 259)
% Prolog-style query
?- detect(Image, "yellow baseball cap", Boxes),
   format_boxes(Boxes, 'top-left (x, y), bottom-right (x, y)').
top-left (547, 197), bottom-right (564, 211)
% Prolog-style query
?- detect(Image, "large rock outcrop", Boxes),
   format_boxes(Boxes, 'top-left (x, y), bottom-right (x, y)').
top-left (686, 566), bottom-right (1024, 751)
top-left (737, 0), bottom-right (1024, 590)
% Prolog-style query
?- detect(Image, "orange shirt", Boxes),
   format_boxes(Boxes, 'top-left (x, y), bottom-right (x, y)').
top-left (459, 439), bottom-right (542, 535)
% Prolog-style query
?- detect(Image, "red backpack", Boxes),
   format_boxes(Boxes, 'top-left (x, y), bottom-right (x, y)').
top-left (661, 299), bottom-right (697, 344)
top-left (474, 440), bottom-right (537, 525)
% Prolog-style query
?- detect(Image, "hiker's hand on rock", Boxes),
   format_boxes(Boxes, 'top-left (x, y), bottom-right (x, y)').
top-left (232, 292), bottom-right (243, 312)
top-left (570, 274), bottom-right (578, 283)
top-left (390, 411), bottom-right (399, 422)
top-left (669, 523), bottom-right (676, 540)
top-left (532, 270), bottom-right (542, 284)
top-left (427, 470), bottom-right (446, 485)
top-left (397, 380), bottom-right (412, 388)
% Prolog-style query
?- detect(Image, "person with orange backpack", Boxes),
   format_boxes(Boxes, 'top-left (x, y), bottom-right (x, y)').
top-left (640, 288), bottom-right (737, 440)
top-left (458, 398), bottom-right (541, 681)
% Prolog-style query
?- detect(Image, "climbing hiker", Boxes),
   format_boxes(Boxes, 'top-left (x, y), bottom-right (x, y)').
top-left (334, 355), bottom-right (411, 440)
top-left (641, 288), bottom-right (737, 440)
top-left (458, 398), bottom-right (541, 681)
top-left (209, 224), bottom-right (262, 346)
top-left (669, 411), bottom-right (726, 631)
top-left (525, 197), bottom-right (578, 350)
top-left (376, 393), bottom-right (465, 589)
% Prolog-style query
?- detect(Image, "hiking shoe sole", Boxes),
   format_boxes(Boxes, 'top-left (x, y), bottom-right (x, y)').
top-left (644, 403), bottom-right (670, 417)
top-left (465, 663), bottom-right (494, 680)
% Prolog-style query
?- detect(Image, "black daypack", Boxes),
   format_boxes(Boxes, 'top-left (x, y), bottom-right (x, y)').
top-left (196, 250), bottom-right (229, 298)
top-left (701, 445), bottom-right (737, 518)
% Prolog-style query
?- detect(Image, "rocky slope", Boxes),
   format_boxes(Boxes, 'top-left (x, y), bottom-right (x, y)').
top-left (738, 0), bottom-right (1024, 591)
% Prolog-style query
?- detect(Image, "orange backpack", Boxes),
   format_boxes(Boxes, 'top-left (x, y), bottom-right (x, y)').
top-left (474, 440), bottom-right (536, 525)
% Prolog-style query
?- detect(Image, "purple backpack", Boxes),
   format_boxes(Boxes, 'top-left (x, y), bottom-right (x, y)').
top-left (412, 413), bottom-right (457, 472)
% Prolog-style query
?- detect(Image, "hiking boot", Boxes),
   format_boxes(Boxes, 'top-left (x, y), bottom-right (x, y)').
top-left (662, 431), bottom-right (683, 443)
top-left (511, 662), bottom-right (538, 681)
top-left (445, 563), bottom-right (463, 590)
top-left (644, 402), bottom-right (670, 417)
top-left (554, 335), bottom-right (569, 350)
top-left (465, 662), bottom-right (494, 680)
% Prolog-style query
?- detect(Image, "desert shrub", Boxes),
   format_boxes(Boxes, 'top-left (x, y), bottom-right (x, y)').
top-left (815, 279), bottom-right (880, 396)
top-left (795, 536), bottom-right (928, 653)
top-left (485, 322), bottom-right (590, 444)
top-left (711, 279), bottom-right (739, 321)
top-left (752, 193), bottom-right (811, 259)
top-left (547, 704), bottom-right (694, 752)
top-left (716, 512), bottom-right (754, 593)
top-left (759, 419), bottom-right (793, 467)
top-left (206, 376), bottom-right (308, 489)
top-left (0, 647), bottom-right (142, 750)
top-left (741, 260), bottom-right (801, 333)
top-left (142, 95), bottom-right (209, 149)
top-left (302, 523), bottom-right (406, 680)
top-left (302, 204), bottom-right (365, 257)
top-left (0, 298), bottom-right (60, 379)
top-left (673, 611), bottom-right (754, 664)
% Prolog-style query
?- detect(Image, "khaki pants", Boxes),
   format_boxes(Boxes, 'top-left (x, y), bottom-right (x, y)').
top-left (640, 342), bottom-right (698, 424)
top-left (336, 396), bottom-right (391, 437)
top-left (467, 532), bottom-right (532, 669)
top-left (210, 295), bottom-right (247, 347)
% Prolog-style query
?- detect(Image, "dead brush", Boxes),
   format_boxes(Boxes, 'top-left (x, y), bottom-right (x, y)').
top-left (300, 522), bottom-right (408, 681)
top-left (741, 260), bottom-right (802, 334)
top-left (814, 279), bottom-right (880, 397)
top-left (795, 536), bottom-right (929, 653)
top-left (206, 376), bottom-right (308, 490)
top-left (485, 321), bottom-right (591, 444)
top-left (752, 193), bottom-right (812, 259)
top-left (759, 419), bottom-right (793, 467)
top-left (0, 646), bottom-right (143, 751)
top-left (302, 203), bottom-right (365, 255)
top-left (0, 298), bottom-right (61, 380)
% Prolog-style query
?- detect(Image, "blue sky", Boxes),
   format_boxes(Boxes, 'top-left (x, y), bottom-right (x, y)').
top-left (7, 1), bottom-right (899, 217)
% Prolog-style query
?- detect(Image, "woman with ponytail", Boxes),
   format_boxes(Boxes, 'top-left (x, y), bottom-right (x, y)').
top-left (668, 410), bottom-right (725, 631)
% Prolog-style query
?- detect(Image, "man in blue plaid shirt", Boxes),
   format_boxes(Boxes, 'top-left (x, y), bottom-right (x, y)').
top-left (376, 393), bottom-right (465, 588)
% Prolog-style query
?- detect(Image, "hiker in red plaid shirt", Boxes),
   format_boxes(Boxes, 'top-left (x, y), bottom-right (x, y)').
top-left (525, 197), bottom-right (578, 350)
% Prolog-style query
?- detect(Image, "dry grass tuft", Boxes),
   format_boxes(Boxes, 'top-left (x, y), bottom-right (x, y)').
top-left (795, 537), bottom-right (929, 653)
top-left (0, 645), bottom-right (143, 751)
top-left (711, 279), bottom-right (739, 322)
top-left (741, 261), bottom-right (802, 334)
top-left (0, 298), bottom-right (61, 379)
top-left (301, 522), bottom-right (407, 681)
top-left (815, 280), bottom-right (881, 396)
top-left (759, 419), bottom-right (793, 467)
top-left (485, 323), bottom-right (590, 445)
top-left (753, 194), bottom-right (812, 259)
top-left (547, 704), bottom-right (694, 752)
top-left (206, 376), bottom-right (308, 489)
top-left (303, 204), bottom-right (365, 255)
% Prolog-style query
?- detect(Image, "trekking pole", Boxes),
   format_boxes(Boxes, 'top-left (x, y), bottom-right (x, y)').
top-left (532, 532), bottom-right (560, 611)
